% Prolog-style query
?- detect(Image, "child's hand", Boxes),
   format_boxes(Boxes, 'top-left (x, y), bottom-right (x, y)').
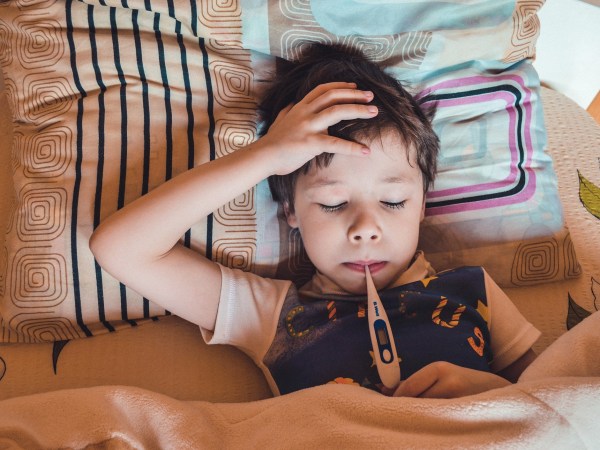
top-left (257, 81), bottom-right (378, 175)
top-left (382, 361), bottom-right (511, 399)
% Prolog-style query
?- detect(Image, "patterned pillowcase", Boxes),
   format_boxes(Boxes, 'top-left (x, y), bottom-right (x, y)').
top-left (0, 0), bottom-right (578, 343)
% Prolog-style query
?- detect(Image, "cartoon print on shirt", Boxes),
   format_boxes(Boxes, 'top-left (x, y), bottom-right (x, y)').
top-left (420, 275), bottom-right (438, 287)
top-left (327, 301), bottom-right (337, 322)
top-left (286, 305), bottom-right (314, 338)
top-left (431, 297), bottom-right (465, 328)
top-left (328, 377), bottom-right (359, 386)
top-left (468, 327), bottom-right (486, 356)
top-left (266, 266), bottom-right (494, 395)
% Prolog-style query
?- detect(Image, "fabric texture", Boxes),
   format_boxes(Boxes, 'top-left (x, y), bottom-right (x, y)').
top-left (1, 378), bottom-right (599, 449)
top-left (211, 254), bottom-right (540, 396)
top-left (0, 0), bottom-right (575, 343)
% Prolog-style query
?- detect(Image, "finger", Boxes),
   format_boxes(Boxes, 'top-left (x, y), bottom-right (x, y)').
top-left (315, 134), bottom-right (371, 157)
top-left (308, 87), bottom-right (374, 113)
top-left (310, 103), bottom-right (378, 131)
top-left (302, 82), bottom-right (358, 104)
top-left (393, 366), bottom-right (439, 398)
top-left (272, 104), bottom-right (293, 126)
top-left (380, 385), bottom-right (396, 396)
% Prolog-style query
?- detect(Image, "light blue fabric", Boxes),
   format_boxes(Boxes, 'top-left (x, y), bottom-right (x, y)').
top-left (311, 0), bottom-right (515, 35)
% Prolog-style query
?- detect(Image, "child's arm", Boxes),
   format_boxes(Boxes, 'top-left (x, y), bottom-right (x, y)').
top-left (89, 82), bottom-right (377, 331)
top-left (386, 350), bottom-right (536, 399)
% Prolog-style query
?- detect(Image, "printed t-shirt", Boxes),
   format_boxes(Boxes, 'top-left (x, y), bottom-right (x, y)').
top-left (201, 253), bottom-right (540, 396)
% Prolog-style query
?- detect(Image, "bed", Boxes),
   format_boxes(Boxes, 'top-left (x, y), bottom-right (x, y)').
top-left (1, 0), bottom-right (599, 448)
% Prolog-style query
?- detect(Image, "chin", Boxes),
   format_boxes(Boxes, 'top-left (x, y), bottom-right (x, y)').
top-left (332, 279), bottom-right (366, 296)
top-left (345, 285), bottom-right (368, 296)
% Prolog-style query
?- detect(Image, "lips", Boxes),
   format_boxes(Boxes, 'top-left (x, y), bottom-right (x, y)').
top-left (344, 261), bottom-right (387, 274)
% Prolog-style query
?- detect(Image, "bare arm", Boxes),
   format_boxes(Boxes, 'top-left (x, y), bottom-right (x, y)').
top-left (89, 82), bottom-right (377, 331)
top-left (89, 144), bottom-right (278, 330)
top-left (497, 348), bottom-right (537, 383)
top-left (384, 349), bottom-right (537, 399)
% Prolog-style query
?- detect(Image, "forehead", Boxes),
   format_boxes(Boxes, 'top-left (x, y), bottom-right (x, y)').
top-left (301, 129), bottom-right (421, 187)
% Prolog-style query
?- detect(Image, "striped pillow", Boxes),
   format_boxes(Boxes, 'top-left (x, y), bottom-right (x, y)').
top-left (0, 1), bottom-right (267, 342)
top-left (0, 0), bottom-right (577, 343)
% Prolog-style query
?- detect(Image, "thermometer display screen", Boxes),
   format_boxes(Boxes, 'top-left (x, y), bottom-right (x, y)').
top-left (377, 328), bottom-right (389, 346)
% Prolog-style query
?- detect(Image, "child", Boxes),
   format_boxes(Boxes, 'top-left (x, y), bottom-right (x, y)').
top-left (90, 44), bottom-right (539, 398)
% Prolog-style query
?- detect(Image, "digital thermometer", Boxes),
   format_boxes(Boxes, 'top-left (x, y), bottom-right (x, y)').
top-left (365, 265), bottom-right (401, 389)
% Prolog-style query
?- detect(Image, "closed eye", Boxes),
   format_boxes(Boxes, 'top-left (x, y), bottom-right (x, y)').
top-left (382, 201), bottom-right (406, 210)
top-left (319, 202), bottom-right (347, 212)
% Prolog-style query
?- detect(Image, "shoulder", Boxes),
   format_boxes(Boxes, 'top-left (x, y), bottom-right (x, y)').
top-left (218, 263), bottom-right (293, 297)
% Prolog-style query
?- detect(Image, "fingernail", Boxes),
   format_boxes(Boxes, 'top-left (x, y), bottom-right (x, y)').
top-left (368, 106), bottom-right (378, 114)
top-left (362, 147), bottom-right (371, 155)
top-left (364, 91), bottom-right (374, 99)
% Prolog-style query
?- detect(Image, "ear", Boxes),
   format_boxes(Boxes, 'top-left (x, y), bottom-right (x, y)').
top-left (283, 202), bottom-right (298, 228)
top-left (420, 197), bottom-right (427, 222)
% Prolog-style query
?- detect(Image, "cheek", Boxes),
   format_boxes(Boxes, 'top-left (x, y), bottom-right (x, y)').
top-left (297, 218), bottom-right (337, 254)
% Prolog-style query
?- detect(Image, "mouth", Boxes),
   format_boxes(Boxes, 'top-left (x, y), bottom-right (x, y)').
top-left (343, 261), bottom-right (387, 274)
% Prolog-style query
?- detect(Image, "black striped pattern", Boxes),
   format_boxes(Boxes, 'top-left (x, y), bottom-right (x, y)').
top-left (21, 0), bottom-right (221, 342)
top-left (1, 0), bottom-right (262, 343)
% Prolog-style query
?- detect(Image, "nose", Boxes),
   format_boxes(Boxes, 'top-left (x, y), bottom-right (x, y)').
top-left (348, 211), bottom-right (381, 243)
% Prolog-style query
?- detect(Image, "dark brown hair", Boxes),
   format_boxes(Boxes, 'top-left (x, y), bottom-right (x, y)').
top-left (258, 43), bottom-right (439, 211)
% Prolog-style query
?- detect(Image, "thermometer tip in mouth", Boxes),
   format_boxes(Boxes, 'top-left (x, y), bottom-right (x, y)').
top-left (364, 265), bottom-right (377, 298)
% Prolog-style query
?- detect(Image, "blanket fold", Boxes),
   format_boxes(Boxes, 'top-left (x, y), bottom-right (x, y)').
top-left (1, 378), bottom-right (599, 449)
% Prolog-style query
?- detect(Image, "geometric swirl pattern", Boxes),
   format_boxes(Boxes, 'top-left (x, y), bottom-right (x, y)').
top-left (198, 0), bottom-right (242, 36)
top-left (272, 0), bottom-right (431, 68)
top-left (10, 315), bottom-right (79, 342)
top-left (15, 0), bottom-right (59, 8)
top-left (0, 19), bottom-right (13, 66)
top-left (22, 126), bottom-right (72, 178)
top-left (2, 76), bottom-right (19, 122)
top-left (564, 233), bottom-right (582, 279)
top-left (213, 237), bottom-right (256, 272)
top-left (214, 118), bottom-right (256, 158)
top-left (215, 188), bottom-right (255, 227)
top-left (10, 246), bottom-right (67, 307)
top-left (211, 61), bottom-right (255, 108)
top-left (21, 74), bottom-right (74, 124)
top-left (394, 31), bottom-right (433, 69)
top-left (16, 184), bottom-right (66, 241)
top-left (15, 17), bottom-right (64, 69)
top-left (338, 35), bottom-right (397, 62)
top-left (503, 0), bottom-right (542, 63)
top-left (511, 239), bottom-right (560, 286)
top-left (204, 0), bottom-right (259, 276)
top-left (0, 247), bottom-right (7, 298)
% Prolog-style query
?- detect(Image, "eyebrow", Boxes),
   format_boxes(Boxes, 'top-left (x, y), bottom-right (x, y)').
top-left (381, 176), bottom-right (408, 184)
top-left (306, 176), bottom-right (407, 190)
top-left (306, 179), bottom-right (340, 189)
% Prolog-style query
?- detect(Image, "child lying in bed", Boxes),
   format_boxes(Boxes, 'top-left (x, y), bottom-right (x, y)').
top-left (90, 44), bottom-right (539, 398)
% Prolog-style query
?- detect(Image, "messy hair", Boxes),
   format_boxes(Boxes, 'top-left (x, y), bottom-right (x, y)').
top-left (258, 43), bottom-right (439, 212)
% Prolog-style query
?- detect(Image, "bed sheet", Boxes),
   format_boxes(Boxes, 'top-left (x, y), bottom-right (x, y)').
top-left (505, 88), bottom-right (600, 352)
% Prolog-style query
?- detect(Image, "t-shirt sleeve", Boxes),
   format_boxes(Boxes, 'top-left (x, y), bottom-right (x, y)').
top-left (200, 263), bottom-right (293, 363)
top-left (484, 270), bottom-right (541, 372)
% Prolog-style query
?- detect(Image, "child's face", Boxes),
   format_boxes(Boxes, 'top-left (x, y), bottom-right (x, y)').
top-left (286, 130), bottom-right (426, 294)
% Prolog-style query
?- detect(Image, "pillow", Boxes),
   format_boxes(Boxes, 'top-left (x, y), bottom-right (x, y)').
top-left (0, 0), bottom-right (578, 343)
